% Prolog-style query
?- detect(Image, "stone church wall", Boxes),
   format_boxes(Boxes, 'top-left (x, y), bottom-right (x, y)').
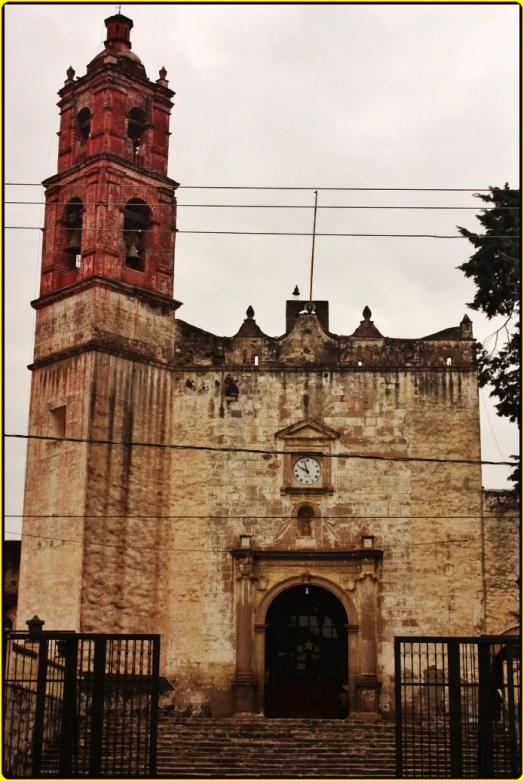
top-left (482, 489), bottom-right (520, 635)
top-left (22, 307), bottom-right (483, 714)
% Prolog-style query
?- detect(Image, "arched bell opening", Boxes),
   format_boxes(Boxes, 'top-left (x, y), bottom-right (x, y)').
top-left (75, 107), bottom-right (91, 163)
top-left (76, 107), bottom-right (91, 142)
top-left (123, 198), bottom-right (150, 272)
top-left (59, 198), bottom-right (83, 277)
top-left (264, 584), bottom-right (349, 719)
top-left (127, 107), bottom-right (147, 157)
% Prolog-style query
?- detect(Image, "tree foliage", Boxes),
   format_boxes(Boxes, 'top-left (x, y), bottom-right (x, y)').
top-left (457, 184), bottom-right (521, 491)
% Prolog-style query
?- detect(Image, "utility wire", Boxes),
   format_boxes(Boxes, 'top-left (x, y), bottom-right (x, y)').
top-left (4, 227), bottom-right (517, 239)
top-left (5, 513), bottom-right (518, 521)
top-left (480, 388), bottom-right (513, 474)
top-left (3, 528), bottom-right (480, 552)
top-left (4, 432), bottom-right (511, 466)
top-left (5, 183), bottom-right (519, 192)
top-left (6, 201), bottom-right (520, 211)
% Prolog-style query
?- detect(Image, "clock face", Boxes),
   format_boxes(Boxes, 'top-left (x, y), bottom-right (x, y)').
top-left (293, 456), bottom-right (322, 485)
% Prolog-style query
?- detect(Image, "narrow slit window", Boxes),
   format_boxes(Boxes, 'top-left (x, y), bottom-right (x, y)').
top-left (50, 406), bottom-right (66, 438)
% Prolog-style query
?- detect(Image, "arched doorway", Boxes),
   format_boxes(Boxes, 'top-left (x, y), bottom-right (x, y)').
top-left (264, 584), bottom-right (348, 718)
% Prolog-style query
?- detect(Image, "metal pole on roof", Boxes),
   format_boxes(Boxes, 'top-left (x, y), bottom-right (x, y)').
top-left (309, 190), bottom-right (318, 301)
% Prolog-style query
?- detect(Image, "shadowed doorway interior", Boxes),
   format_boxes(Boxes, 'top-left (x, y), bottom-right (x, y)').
top-left (264, 585), bottom-right (348, 718)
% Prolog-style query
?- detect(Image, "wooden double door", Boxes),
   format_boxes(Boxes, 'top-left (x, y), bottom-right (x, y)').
top-left (264, 585), bottom-right (348, 719)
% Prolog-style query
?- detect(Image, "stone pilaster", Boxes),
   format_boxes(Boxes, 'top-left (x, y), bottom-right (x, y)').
top-left (355, 557), bottom-right (381, 716)
top-left (232, 554), bottom-right (257, 715)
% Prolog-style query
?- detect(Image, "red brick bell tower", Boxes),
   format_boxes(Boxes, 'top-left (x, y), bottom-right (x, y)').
top-left (40, 13), bottom-right (179, 299)
top-left (17, 14), bottom-right (181, 632)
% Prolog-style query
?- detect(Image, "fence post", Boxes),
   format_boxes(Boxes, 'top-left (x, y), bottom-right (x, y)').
top-left (447, 640), bottom-right (463, 778)
top-left (504, 641), bottom-right (519, 778)
top-left (88, 637), bottom-right (107, 777)
top-left (2, 631), bottom-right (11, 767)
top-left (58, 636), bottom-right (79, 777)
top-left (31, 636), bottom-right (49, 777)
top-left (149, 636), bottom-right (161, 778)
top-left (477, 640), bottom-right (495, 778)
top-left (394, 638), bottom-right (403, 778)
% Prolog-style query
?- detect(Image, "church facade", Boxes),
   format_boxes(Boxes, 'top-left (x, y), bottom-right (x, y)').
top-left (16, 14), bottom-right (519, 720)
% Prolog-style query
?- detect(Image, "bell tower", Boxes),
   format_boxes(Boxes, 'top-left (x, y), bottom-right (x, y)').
top-left (41, 13), bottom-right (178, 298)
top-left (17, 14), bottom-right (181, 632)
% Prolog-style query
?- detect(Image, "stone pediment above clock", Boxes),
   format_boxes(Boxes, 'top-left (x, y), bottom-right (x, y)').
top-left (275, 418), bottom-right (341, 442)
top-left (276, 419), bottom-right (338, 495)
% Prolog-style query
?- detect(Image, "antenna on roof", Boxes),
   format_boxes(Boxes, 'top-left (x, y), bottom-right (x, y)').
top-left (309, 190), bottom-right (318, 301)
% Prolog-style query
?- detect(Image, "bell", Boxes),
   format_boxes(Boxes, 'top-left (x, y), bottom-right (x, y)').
top-left (64, 229), bottom-right (81, 254)
top-left (125, 239), bottom-right (141, 262)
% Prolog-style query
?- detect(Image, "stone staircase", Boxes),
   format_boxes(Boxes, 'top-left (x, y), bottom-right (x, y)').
top-left (156, 718), bottom-right (396, 778)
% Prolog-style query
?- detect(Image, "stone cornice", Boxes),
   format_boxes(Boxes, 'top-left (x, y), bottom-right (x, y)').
top-left (31, 275), bottom-right (182, 312)
top-left (42, 154), bottom-right (179, 189)
top-left (231, 549), bottom-right (383, 562)
top-left (172, 364), bottom-right (478, 374)
top-left (28, 341), bottom-right (173, 372)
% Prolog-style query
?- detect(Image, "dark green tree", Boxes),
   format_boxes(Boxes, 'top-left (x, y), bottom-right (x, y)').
top-left (457, 183), bottom-right (520, 491)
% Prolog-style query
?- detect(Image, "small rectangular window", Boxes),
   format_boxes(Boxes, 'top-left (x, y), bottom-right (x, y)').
top-left (50, 406), bottom-right (66, 438)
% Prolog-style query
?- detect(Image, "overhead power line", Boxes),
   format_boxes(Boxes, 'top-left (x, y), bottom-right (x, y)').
top-left (3, 528), bottom-right (480, 552)
top-left (6, 201), bottom-right (520, 211)
top-left (5, 513), bottom-right (518, 521)
top-left (5, 227), bottom-right (517, 239)
top-left (5, 183), bottom-right (519, 192)
top-left (5, 432), bottom-right (511, 466)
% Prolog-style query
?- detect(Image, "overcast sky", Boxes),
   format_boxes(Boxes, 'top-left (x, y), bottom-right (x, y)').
top-left (4, 3), bottom-right (520, 537)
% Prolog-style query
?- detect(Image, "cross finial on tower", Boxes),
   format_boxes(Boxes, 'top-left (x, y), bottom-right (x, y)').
top-left (116, 4), bottom-right (122, 13)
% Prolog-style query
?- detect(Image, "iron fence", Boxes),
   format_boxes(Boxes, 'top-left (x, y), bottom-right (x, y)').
top-left (3, 631), bottom-right (160, 777)
top-left (395, 635), bottom-right (520, 778)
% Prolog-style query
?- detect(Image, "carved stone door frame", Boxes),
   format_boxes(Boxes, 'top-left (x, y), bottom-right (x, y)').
top-left (254, 575), bottom-right (359, 716)
top-left (231, 548), bottom-right (382, 718)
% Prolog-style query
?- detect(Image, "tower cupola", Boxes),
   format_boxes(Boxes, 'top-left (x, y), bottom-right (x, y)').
top-left (104, 13), bottom-right (134, 47)
top-left (87, 13), bottom-right (145, 78)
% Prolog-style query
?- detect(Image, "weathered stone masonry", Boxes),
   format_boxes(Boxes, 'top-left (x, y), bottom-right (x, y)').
top-left (16, 12), bottom-right (519, 721)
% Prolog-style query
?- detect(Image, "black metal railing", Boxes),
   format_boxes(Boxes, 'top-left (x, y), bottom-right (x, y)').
top-left (3, 631), bottom-right (160, 777)
top-left (395, 635), bottom-right (521, 778)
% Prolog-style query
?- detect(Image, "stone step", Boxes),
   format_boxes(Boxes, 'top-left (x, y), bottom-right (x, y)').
top-left (157, 718), bottom-right (396, 778)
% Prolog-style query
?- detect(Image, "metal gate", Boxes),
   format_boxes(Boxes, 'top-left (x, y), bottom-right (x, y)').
top-left (395, 635), bottom-right (520, 778)
top-left (3, 631), bottom-right (160, 777)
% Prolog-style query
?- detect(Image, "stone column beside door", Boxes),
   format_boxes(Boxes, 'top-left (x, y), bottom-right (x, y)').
top-left (231, 553), bottom-right (257, 715)
top-left (354, 557), bottom-right (381, 717)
